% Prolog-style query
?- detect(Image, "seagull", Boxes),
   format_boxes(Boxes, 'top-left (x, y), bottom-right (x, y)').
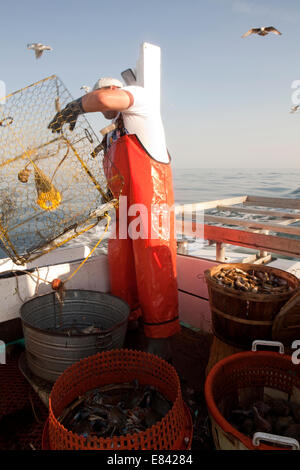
top-left (290, 105), bottom-right (300, 113)
top-left (80, 85), bottom-right (91, 93)
top-left (27, 43), bottom-right (53, 59)
top-left (242, 27), bottom-right (282, 38)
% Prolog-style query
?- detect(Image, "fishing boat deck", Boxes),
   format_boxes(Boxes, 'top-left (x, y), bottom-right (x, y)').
top-left (1, 194), bottom-right (300, 450)
top-left (1, 326), bottom-right (214, 450)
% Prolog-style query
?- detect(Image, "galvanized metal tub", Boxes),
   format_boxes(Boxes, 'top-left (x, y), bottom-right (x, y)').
top-left (20, 290), bottom-right (130, 382)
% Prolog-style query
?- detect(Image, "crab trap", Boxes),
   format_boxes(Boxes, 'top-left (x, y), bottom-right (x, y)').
top-left (0, 75), bottom-right (123, 264)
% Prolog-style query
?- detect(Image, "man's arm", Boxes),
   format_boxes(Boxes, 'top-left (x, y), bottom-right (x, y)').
top-left (82, 88), bottom-right (134, 113)
top-left (48, 88), bottom-right (134, 133)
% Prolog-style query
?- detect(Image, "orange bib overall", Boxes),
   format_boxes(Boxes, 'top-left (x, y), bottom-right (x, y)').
top-left (103, 133), bottom-right (180, 338)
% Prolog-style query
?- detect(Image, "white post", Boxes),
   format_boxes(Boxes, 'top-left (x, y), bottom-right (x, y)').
top-left (136, 42), bottom-right (161, 111)
top-left (216, 242), bottom-right (226, 262)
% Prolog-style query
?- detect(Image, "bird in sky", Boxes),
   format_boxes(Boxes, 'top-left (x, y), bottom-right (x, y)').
top-left (242, 27), bottom-right (282, 38)
top-left (80, 85), bottom-right (91, 93)
top-left (27, 43), bottom-right (53, 59)
top-left (290, 105), bottom-right (299, 113)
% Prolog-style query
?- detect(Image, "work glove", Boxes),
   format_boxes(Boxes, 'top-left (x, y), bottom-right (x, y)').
top-left (48, 97), bottom-right (84, 133)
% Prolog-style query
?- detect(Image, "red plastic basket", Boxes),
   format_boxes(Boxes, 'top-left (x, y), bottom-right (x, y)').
top-left (48, 349), bottom-right (193, 450)
top-left (205, 347), bottom-right (300, 450)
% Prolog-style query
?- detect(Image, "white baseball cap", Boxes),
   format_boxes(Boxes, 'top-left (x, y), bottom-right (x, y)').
top-left (92, 77), bottom-right (123, 91)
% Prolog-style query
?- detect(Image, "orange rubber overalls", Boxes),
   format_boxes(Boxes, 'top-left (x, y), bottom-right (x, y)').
top-left (103, 118), bottom-right (180, 339)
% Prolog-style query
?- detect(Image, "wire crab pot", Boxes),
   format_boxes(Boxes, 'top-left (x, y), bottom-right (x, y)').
top-left (0, 75), bottom-right (123, 264)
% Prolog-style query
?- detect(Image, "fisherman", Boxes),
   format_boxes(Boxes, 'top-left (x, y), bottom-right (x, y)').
top-left (48, 78), bottom-right (180, 361)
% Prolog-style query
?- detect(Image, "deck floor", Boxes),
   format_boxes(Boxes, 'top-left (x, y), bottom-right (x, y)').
top-left (0, 344), bottom-right (48, 450)
top-left (0, 326), bottom-right (215, 451)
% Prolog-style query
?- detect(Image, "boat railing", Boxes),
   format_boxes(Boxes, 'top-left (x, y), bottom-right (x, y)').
top-left (176, 195), bottom-right (300, 262)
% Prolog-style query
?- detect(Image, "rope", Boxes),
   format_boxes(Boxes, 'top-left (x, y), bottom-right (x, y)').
top-left (12, 271), bottom-right (25, 303)
top-left (12, 268), bottom-right (50, 287)
top-left (10, 216), bottom-right (111, 300)
top-left (64, 214), bottom-right (110, 284)
top-left (28, 388), bottom-right (43, 424)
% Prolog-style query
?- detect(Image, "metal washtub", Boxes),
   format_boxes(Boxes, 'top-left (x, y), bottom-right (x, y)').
top-left (20, 290), bottom-right (130, 382)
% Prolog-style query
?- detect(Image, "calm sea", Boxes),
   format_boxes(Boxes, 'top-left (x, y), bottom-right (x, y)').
top-left (173, 168), bottom-right (300, 204)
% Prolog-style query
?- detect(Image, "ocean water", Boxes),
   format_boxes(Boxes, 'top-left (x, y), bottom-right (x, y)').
top-left (173, 168), bottom-right (300, 204)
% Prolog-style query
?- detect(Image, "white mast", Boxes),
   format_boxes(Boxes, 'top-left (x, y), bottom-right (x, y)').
top-left (122, 42), bottom-right (161, 111)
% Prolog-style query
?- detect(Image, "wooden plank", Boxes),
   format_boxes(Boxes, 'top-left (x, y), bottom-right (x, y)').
top-left (176, 221), bottom-right (300, 258)
top-left (217, 205), bottom-right (300, 220)
top-left (254, 255), bottom-right (272, 265)
top-left (276, 219), bottom-right (300, 226)
top-left (259, 229), bottom-right (269, 257)
top-left (245, 196), bottom-right (300, 210)
top-left (175, 196), bottom-right (247, 215)
top-left (203, 225), bottom-right (300, 258)
top-left (241, 254), bottom-right (258, 263)
top-left (204, 214), bottom-right (300, 236)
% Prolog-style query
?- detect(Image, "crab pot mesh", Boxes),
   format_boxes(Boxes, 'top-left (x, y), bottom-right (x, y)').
top-left (205, 351), bottom-right (300, 450)
top-left (48, 349), bottom-right (192, 450)
top-left (0, 75), bottom-right (122, 264)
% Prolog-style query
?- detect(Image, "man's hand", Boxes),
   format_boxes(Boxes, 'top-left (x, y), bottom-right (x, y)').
top-left (48, 97), bottom-right (84, 133)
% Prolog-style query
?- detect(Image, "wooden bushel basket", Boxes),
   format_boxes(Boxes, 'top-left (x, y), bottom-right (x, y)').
top-left (204, 263), bottom-right (300, 350)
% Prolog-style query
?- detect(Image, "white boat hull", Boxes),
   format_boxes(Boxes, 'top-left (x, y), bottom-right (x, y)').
top-left (0, 245), bottom-right (300, 339)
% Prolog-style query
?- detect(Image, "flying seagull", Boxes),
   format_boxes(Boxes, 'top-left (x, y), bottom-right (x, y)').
top-left (242, 27), bottom-right (282, 38)
top-left (290, 105), bottom-right (299, 113)
top-left (80, 85), bottom-right (91, 93)
top-left (27, 43), bottom-right (53, 59)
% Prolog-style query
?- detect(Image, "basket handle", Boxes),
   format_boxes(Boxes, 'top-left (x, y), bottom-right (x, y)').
top-left (272, 288), bottom-right (300, 339)
top-left (253, 432), bottom-right (300, 450)
top-left (252, 340), bottom-right (284, 354)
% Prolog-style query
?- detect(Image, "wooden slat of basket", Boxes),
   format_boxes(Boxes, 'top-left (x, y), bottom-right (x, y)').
top-left (272, 291), bottom-right (300, 344)
top-left (211, 306), bottom-right (273, 326)
top-left (205, 336), bottom-right (243, 376)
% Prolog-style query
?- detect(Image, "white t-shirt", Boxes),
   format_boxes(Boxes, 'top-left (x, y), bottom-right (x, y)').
top-left (119, 86), bottom-right (170, 164)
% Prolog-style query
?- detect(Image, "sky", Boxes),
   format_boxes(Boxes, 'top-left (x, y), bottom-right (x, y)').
top-left (0, 0), bottom-right (300, 168)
